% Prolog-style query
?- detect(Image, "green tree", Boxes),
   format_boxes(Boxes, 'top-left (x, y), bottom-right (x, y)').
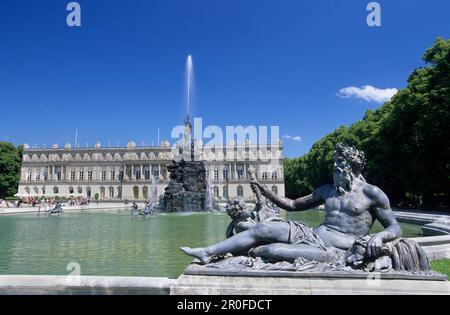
top-left (0, 143), bottom-right (23, 199)
top-left (284, 37), bottom-right (450, 209)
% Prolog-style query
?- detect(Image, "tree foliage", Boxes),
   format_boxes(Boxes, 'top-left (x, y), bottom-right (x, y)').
top-left (0, 142), bottom-right (23, 199)
top-left (284, 38), bottom-right (450, 209)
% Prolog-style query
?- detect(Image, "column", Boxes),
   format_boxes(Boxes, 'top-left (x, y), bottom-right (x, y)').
top-left (141, 165), bottom-right (144, 181)
top-left (158, 164), bottom-right (161, 180)
top-left (131, 165), bottom-right (135, 180)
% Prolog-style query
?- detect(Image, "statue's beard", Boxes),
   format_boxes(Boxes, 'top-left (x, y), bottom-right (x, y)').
top-left (333, 167), bottom-right (353, 194)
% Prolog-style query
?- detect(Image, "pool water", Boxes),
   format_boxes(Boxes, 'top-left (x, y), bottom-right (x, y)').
top-left (0, 210), bottom-right (422, 278)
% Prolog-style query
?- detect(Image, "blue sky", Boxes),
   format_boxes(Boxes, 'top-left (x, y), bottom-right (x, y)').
top-left (0, 0), bottom-right (449, 157)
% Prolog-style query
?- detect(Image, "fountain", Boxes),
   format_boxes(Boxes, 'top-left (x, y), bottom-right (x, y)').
top-left (150, 174), bottom-right (158, 208)
top-left (159, 55), bottom-right (213, 212)
top-left (205, 175), bottom-right (214, 211)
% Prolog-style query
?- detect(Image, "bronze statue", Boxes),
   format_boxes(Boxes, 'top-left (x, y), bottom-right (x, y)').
top-left (181, 144), bottom-right (430, 273)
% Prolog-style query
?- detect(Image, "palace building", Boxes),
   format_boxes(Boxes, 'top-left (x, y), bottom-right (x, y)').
top-left (17, 126), bottom-right (285, 202)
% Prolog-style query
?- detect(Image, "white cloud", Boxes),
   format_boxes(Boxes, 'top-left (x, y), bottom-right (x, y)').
top-left (337, 85), bottom-right (398, 103)
top-left (283, 135), bottom-right (302, 142)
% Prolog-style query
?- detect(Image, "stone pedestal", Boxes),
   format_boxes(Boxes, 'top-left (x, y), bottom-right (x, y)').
top-left (171, 274), bottom-right (450, 295)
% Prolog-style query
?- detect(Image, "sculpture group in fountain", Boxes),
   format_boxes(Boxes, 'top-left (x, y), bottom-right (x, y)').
top-left (159, 115), bottom-right (215, 212)
top-left (181, 143), bottom-right (435, 275)
top-left (159, 158), bottom-right (209, 212)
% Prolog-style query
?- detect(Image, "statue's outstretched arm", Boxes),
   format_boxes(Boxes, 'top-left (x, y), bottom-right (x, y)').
top-left (251, 180), bottom-right (323, 212)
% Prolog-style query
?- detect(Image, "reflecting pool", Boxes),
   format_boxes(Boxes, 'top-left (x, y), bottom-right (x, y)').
top-left (0, 210), bottom-right (422, 278)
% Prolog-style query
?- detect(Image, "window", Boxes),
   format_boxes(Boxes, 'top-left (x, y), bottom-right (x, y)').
top-left (109, 187), bottom-right (114, 198)
top-left (223, 169), bottom-right (229, 181)
top-left (100, 187), bottom-right (105, 199)
top-left (69, 187), bottom-right (74, 194)
top-left (71, 171), bottom-right (75, 182)
top-left (86, 187), bottom-right (91, 198)
top-left (88, 171), bottom-right (93, 181)
top-left (119, 171), bottom-right (124, 181)
top-left (136, 169), bottom-right (141, 180)
top-left (145, 169), bottom-right (150, 180)
top-left (223, 186), bottom-right (229, 199)
top-left (117, 187), bottom-right (122, 199)
top-left (42, 187), bottom-right (46, 195)
top-left (44, 171), bottom-right (48, 181)
top-left (214, 170), bottom-right (219, 181)
top-left (152, 165), bottom-right (159, 178)
top-left (27, 171), bottom-right (32, 181)
top-left (237, 185), bottom-right (244, 197)
top-left (143, 186), bottom-right (149, 199)
top-left (213, 186), bottom-right (219, 198)
top-left (78, 187), bottom-right (82, 194)
top-left (133, 186), bottom-right (139, 199)
top-left (53, 186), bottom-right (59, 194)
top-left (57, 171), bottom-right (61, 181)
top-left (110, 171), bottom-right (115, 181)
top-left (79, 171), bottom-right (84, 181)
top-left (272, 185), bottom-right (278, 195)
top-left (262, 172), bottom-right (268, 180)
top-left (272, 172), bottom-right (278, 180)
top-left (36, 173), bottom-right (41, 181)
top-left (237, 165), bottom-right (244, 180)
top-left (102, 171), bottom-right (106, 181)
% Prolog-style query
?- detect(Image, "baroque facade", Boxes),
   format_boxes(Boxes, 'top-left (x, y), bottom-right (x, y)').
top-left (18, 140), bottom-right (285, 202)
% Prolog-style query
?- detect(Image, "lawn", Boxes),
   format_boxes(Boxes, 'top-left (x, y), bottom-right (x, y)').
top-left (431, 259), bottom-right (450, 278)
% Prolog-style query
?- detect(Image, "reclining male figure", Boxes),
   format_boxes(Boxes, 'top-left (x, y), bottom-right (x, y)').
top-left (181, 144), bottom-right (402, 265)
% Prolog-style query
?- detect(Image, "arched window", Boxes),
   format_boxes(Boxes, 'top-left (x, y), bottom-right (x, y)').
top-left (100, 187), bottom-right (106, 199)
top-left (53, 186), bottom-right (59, 194)
top-left (237, 185), bottom-right (243, 197)
top-left (142, 186), bottom-right (149, 200)
top-left (223, 186), bottom-right (229, 199)
top-left (133, 186), bottom-right (139, 200)
top-left (109, 187), bottom-right (114, 199)
top-left (213, 186), bottom-right (219, 198)
top-left (117, 187), bottom-right (122, 199)
top-left (272, 185), bottom-right (278, 195)
top-left (86, 187), bottom-right (91, 198)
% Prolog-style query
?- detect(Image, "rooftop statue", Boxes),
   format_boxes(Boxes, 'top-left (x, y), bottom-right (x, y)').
top-left (181, 143), bottom-right (432, 274)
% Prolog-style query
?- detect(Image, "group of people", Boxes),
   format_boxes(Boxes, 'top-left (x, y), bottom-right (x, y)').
top-left (0, 197), bottom-right (29, 208)
top-left (0, 198), bottom-right (15, 208)
top-left (0, 196), bottom-right (91, 209)
top-left (67, 197), bottom-right (90, 207)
